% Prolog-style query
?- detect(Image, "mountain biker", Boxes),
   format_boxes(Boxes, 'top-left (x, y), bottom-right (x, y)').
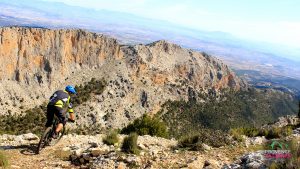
top-left (46, 85), bottom-right (76, 138)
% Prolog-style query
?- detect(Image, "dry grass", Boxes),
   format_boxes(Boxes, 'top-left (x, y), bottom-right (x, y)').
top-left (0, 149), bottom-right (9, 168)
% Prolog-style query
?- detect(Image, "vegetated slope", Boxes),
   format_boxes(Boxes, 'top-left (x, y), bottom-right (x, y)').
top-left (0, 26), bottom-right (244, 130)
top-left (158, 88), bottom-right (298, 138)
top-left (0, 78), bottom-right (106, 135)
top-left (235, 69), bottom-right (300, 98)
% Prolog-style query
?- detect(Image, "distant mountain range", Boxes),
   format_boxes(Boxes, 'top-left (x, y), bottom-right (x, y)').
top-left (1, 0), bottom-right (300, 95)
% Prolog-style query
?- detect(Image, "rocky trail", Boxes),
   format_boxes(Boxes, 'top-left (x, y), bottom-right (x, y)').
top-left (1, 129), bottom-right (299, 169)
top-left (0, 133), bottom-right (256, 169)
top-left (4, 147), bottom-right (72, 169)
top-left (1, 134), bottom-right (75, 168)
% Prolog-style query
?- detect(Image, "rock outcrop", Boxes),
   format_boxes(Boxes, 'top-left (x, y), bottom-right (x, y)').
top-left (261, 115), bottom-right (300, 129)
top-left (0, 27), bottom-right (245, 128)
top-left (222, 151), bottom-right (268, 169)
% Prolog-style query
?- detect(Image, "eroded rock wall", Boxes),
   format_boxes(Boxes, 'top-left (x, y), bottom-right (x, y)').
top-left (0, 27), bottom-right (245, 128)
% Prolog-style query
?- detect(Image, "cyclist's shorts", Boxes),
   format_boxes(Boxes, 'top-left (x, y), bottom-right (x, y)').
top-left (45, 104), bottom-right (66, 127)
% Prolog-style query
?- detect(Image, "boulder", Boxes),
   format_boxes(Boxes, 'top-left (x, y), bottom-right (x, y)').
top-left (74, 148), bottom-right (84, 157)
top-left (249, 136), bottom-right (267, 145)
top-left (82, 153), bottom-right (91, 161)
top-left (292, 127), bottom-right (300, 136)
top-left (79, 158), bottom-right (85, 164)
top-left (90, 147), bottom-right (110, 157)
top-left (54, 147), bottom-right (72, 160)
top-left (138, 143), bottom-right (147, 150)
top-left (14, 136), bottom-right (23, 142)
top-left (223, 151), bottom-right (267, 169)
top-left (22, 133), bottom-right (39, 141)
top-left (202, 143), bottom-right (212, 151)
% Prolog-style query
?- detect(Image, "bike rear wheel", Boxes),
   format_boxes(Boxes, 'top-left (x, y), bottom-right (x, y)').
top-left (36, 127), bottom-right (52, 154)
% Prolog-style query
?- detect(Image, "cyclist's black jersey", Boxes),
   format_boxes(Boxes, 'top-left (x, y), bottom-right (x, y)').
top-left (48, 90), bottom-right (74, 113)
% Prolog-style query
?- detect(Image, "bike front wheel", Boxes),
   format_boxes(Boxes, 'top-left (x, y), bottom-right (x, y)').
top-left (50, 126), bottom-right (65, 145)
top-left (36, 127), bottom-right (52, 154)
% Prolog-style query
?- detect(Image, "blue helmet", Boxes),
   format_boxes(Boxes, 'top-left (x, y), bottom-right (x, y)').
top-left (65, 85), bottom-right (77, 94)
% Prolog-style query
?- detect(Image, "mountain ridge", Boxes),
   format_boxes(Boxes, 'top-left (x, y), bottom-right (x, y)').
top-left (0, 26), bottom-right (244, 128)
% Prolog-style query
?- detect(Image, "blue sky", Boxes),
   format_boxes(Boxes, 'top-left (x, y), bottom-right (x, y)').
top-left (37, 0), bottom-right (300, 48)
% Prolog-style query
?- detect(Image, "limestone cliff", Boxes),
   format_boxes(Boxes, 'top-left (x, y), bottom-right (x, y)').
top-left (0, 27), bottom-right (245, 128)
top-left (0, 27), bottom-right (121, 115)
top-left (0, 27), bottom-right (121, 83)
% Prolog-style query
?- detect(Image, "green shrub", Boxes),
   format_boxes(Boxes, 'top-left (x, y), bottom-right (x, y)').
top-left (178, 129), bottom-right (231, 150)
top-left (264, 127), bottom-right (281, 139)
top-left (103, 130), bottom-right (119, 145)
top-left (280, 126), bottom-right (293, 137)
top-left (258, 129), bottom-right (269, 137)
top-left (0, 149), bottom-right (9, 168)
top-left (121, 114), bottom-right (168, 138)
top-left (243, 128), bottom-right (260, 137)
top-left (260, 127), bottom-right (290, 139)
top-left (229, 127), bottom-right (260, 141)
top-left (122, 133), bottom-right (140, 155)
top-left (178, 135), bottom-right (204, 151)
top-left (73, 78), bottom-right (106, 106)
top-left (229, 128), bottom-right (245, 142)
top-left (230, 126), bottom-right (293, 140)
top-left (0, 105), bottom-right (46, 135)
top-left (286, 138), bottom-right (300, 168)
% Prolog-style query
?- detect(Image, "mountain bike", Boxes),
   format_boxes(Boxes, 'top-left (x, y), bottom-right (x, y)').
top-left (36, 117), bottom-right (67, 154)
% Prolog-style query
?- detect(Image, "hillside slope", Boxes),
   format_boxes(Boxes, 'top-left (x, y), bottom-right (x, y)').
top-left (0, 26), bottom-right (244, 128)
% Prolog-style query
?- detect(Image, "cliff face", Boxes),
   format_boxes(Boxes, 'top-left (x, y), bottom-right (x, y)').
top-left (0, 27), bottom-right (121, 115)
top-left (0, 27), bottom-right (121, 83)
top-left (0, 27), bottom-right (245, 128)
